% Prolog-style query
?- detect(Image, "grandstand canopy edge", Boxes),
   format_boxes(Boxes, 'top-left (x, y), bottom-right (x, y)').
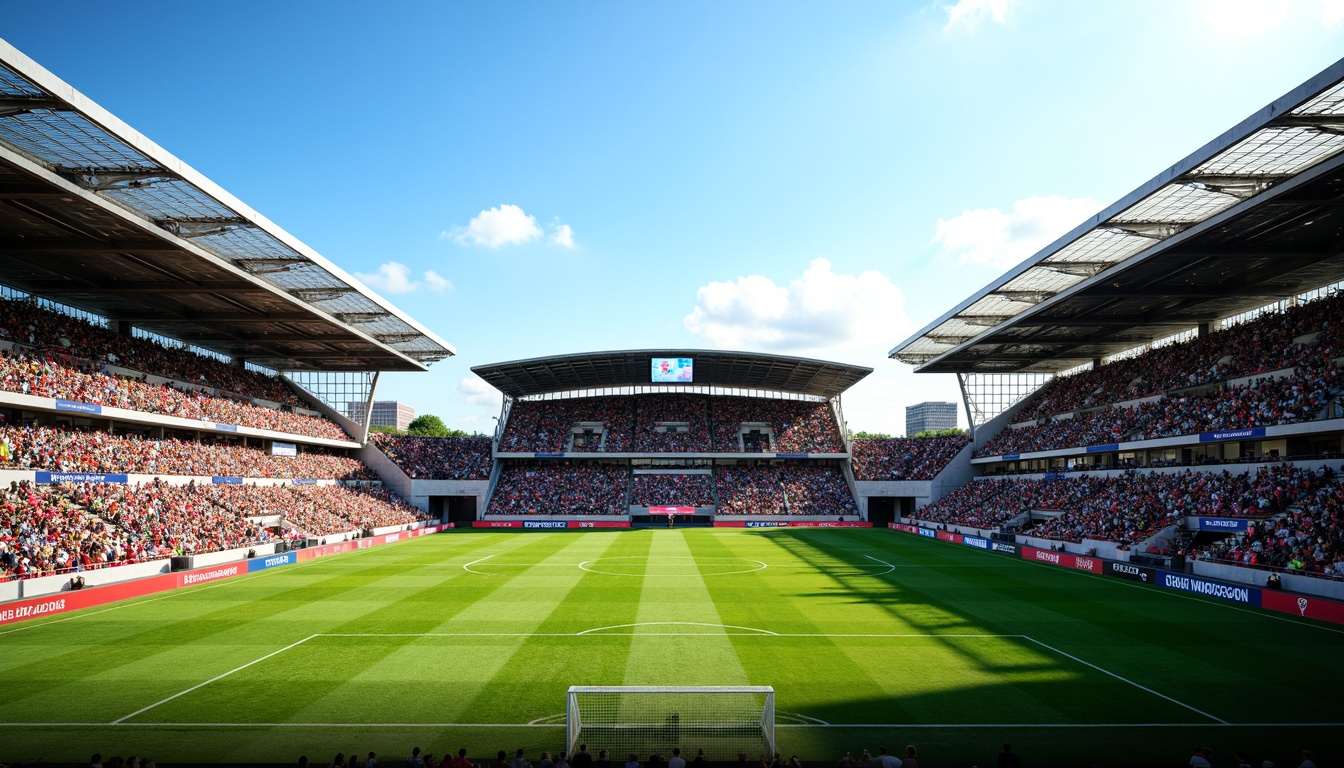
top-left (0, 37), bottom-right (453, 374)
top-left (891, 55), bottom-right (1344, 376)
top-left (472, 350), bottom-right (873, 400)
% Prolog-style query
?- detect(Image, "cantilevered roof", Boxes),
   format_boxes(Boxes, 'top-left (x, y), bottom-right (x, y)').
top-left (0, 38), bottom-right (454, 372)
top-left (893, 55), bottom-right (1344, 375)
top-left (473, 350), bottom-right (872, 399)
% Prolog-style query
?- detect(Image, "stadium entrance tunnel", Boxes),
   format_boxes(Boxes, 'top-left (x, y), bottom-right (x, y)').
top-left (431, 495), bottom-right (478, 525)
top-left (864, 497), bottom-right (911, 527)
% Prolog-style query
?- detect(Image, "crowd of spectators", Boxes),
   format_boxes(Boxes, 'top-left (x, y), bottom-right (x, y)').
top-left (710, 397), bottom-right (844, 453)
top-left (917, 464), bottom-right (1338, 546)
top-left (632, 394), bottom-right (712, 452)
top-left (372, 434), bottom-right (492, 479)
top-left (1195, 466), bottom-right (1344, 579)
top-left (0, 347), bottom-right (348, 440)
top-left (1015, 290), bottom-right (1344, 423)
top-left (629, 473), bottom-right (715, 507)
top-left (850, 435), bottom-right (970, 480)
top-left (978, 359), bottom-right (1343, 457)
top-left (0, 296), bottom-right (305, 406)
top-left (497, 394), bottom-right (845, 454)
top-left (0, 422), bottom-right (373, 479)
top-left (715, 465), bottom-right (857, 516)
top-left (499, 397), bottom-right (634, 453)
top-left (0, 478), bottom-right (427, 579)
top-left (488, 463), bottom-right (630, 515)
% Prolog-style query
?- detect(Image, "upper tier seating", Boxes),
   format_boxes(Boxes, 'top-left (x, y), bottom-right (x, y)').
top-left (498, 394), bottom-right (844, 454)
top-left (851, 435), bottom-right (970, 480)
top-left (371, 434), bottom-right (492, 479)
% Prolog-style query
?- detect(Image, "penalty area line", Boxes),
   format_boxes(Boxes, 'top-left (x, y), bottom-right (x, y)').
top-left (111, 634), bottom-right (319, 724)
top-left (1022, 636), bottom-right (1226, 725)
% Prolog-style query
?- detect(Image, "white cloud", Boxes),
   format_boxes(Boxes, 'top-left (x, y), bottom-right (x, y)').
top-left (549, 223), bottom-right (576, 249)
top-left (943, 0), bottom-right (1012, 31)
top-left (683, 258), bottom-right (911, 356)
top-left (444, 204), bottom-right (543, 248)
top-left (1322, 0), bottom-right (1344, 27)
top-left (933, 194), bottom-right (1099, 271)
top-left (458, 375), bottom-right (502, 410)
top-left (355, 261), bottom-right (452, 294)
top-left (423, 270), bottom-right (452, 292)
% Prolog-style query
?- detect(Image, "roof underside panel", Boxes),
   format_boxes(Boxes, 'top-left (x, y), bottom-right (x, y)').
top-left (0, 40), bottom-right (453, 372)
top-left (893, 57), bottom-right (1344, 374)
top-left (472, 350), bottom-right (873, 399)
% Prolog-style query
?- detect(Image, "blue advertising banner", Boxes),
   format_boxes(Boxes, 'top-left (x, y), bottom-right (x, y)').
top-left (212, 423), bottom-right (239, 433)
top-left (917, 527), bottom-right (937, 538)
top-left (246, 551), bottom-right (297, 572)
top-left (1199, 427), bottom-right (1265, 443)
top-left (54, 399), bottom-right (101, 415)
top-left (1001, 453), bottom-right (1020, 461)
top-left (991, 541), bottom-right (1019, 555)
top-left (962, 535), bottom-right (990, 550)
top-left (745, 521), bottom-right (787, 528)
top-left (291, 478), bottom-right (318, 485)
top-left (35, 471), bottom-right (128, 485)
top-left (211, 476), bottom-right (244, 485)
top-left (534, 453), bottom-right (565, 458)
top-left (1159, 572), bottom-right (1260, 605)
top-left (1086, 443), bottom-right (1119, 453)
top-left (775, 453), bottom-right (810, 459)
top-left (1197, 517), bottom-right (1249, 532)
top-left (522, 520), bottom-right (569, 529)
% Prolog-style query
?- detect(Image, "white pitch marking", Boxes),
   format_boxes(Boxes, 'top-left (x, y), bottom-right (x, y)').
top-left (2, 721), bottom-right (1341, 729)
top-left (862, 554), bottom-right (895, 575)
top-left (111, 634), bottom-right (319, 724)
top-left (462, 554), bottom-right (497, 575)
top-left (576, 621), bottom-right (780, 636)
top-left (1022, 636), bottom-right (1227, 724)
top-left (577, 558), bottom-right (767, 577)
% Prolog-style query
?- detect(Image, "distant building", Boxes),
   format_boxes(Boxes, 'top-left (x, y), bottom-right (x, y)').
top-left (906, 401), bottom-right (958, 436)
top-left (349, 400), bottom-right (416, 431)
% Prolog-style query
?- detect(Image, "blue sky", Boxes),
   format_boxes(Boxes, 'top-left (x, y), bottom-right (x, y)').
top-left (5, 1), bottom-right (1344, 435)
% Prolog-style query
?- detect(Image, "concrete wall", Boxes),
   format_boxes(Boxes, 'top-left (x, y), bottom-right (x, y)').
top-left (1193, 559), bottom-right (1344, 600)
top-left (181, 543), bottom-right (279, 570)
top-left (10, 558), bottom-right (172, 600)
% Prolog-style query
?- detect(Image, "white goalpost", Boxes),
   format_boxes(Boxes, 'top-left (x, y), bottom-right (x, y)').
top-left (566, 686), bottom-right (775, 762)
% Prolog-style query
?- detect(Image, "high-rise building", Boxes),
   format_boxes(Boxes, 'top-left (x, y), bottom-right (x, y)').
top-left (906, 401), bottom-right (958, 436)
top-left (349, 400), bottom-right (416, 431)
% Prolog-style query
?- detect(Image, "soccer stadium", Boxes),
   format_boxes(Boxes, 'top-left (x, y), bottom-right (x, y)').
top-left (0, 23), bottom-right (1343, 768)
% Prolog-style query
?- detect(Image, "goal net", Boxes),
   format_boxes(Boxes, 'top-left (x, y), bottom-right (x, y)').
top-left (567, 686), bottom-right (775, 762)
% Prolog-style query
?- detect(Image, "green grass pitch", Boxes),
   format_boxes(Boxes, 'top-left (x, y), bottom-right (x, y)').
top-left (1, 528), bottom-right (1341, 767)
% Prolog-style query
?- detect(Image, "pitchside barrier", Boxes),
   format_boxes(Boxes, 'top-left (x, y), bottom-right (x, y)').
top-left (889, 523), bottom-right (1344, 625)
top-left (0, 524), bottom-right (451, 627)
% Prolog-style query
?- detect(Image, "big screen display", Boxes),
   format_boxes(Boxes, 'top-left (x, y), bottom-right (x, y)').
top-left (651, 357), bottom-right (694, 383)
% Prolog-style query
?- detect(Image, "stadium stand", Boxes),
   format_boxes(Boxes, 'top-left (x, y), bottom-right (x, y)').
top-left (371, 433), bottom-right (492, 479)
top-left (629, 473), bottom-right (715, 507)
top-left (0, 296), bottom-right (306, 406)
top-left (0, 346), bottom-right (348, 440)
top-left (917, 464), bottom-right (1340, 554)
top-left (0, 422), bottom-right (373, 479)
top-left (488, 463), bottom-right (630, 515)
top-left (497, 393), bottom-right (845, 454)
top-left (715, 464), bottom-right (857, 516)
top-left (0, 479), bottom-right (430, 580)
top-left (850, 435), bottom-right (970, 480)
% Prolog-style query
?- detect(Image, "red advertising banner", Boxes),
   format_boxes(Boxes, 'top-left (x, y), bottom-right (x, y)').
top-left (936, 530), bottom-right (963, 543)
top-left (567, 521), bottom-right (630, 528)
top-left (472, 521), bottom-right (523, 528)
top-left (891, 523), bottom-right (919, 533)
top-left (1021, 546), bottom-right (1103, 574)
top-left (1261, 590), bottom-right (1344, 624)
top-left (647, 506), bottom-right (696, 515)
